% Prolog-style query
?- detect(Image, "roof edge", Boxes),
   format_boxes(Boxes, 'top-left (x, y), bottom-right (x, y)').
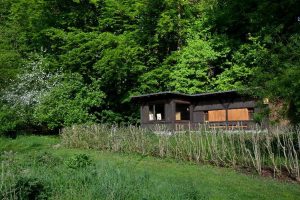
top-left (131, 90), bottom-right (241, 99)
top-left (131, 91), bottom-right (189, 99)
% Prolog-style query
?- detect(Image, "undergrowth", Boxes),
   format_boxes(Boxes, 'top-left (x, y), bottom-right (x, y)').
top-left (61, 124), bottom-right (300, 181)
top-left (0, 150), bottom-right (205, 200)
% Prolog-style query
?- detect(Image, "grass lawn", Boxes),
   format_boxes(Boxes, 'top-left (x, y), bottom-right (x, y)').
top-left (1, 135), bottom-right (299, 200)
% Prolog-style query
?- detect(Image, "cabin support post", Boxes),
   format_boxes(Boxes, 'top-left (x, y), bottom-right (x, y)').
top-left (225, 109), bottom-right (229, 129)
top-left (171, 100), bottom-right (176, 132)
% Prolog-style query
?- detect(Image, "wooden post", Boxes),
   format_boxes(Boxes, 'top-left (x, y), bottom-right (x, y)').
top-left (171, 100), bottom-right (176, 132)
top-left (225, 109), bottom-right (229, 129)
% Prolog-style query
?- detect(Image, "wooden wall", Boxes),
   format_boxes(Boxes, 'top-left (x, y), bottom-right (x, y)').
top-left (194, 98), bottom-right (255, 111)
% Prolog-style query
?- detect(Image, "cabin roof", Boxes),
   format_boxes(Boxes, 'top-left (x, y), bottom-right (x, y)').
top-left (191, 90), bottom-right (237, 97)
top-left (131, 91), bottom-right (188, 99)
top-left (131, 90), bottom-right (239, 101)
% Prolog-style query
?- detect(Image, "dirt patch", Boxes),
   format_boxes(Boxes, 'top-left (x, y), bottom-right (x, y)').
top-left (235, 165), bottom-right (299, 184)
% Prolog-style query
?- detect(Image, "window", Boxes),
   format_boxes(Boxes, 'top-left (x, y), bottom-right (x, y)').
top-left (248, 108), bottom-right (254, 120)
top-left (176, 103), bottom-right (190, 120)
top-left (204, 111), bottom-right (209, 122)
top-left (149, 104), bottom-right (165, 121)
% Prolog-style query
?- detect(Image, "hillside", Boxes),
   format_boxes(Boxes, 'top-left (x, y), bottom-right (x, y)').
top-left (1, 135), bottom-right (300, 199)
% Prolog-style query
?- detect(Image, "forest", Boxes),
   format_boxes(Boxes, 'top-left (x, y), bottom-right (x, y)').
top-left (0, 0), bottom-right (300, 134)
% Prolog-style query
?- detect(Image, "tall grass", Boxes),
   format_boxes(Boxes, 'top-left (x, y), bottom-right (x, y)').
top-left (0, 151), bottom-right (18, 199)
top-left (61, 124), bottom-right (300, 181)
top-left (0, 150), bottom-right (208, 200)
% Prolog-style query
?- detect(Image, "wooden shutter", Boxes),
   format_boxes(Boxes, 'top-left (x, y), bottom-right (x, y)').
top-left (208, 110), bottom-right (226, 122)
top-left (228, 109), bottom-right (249, 121)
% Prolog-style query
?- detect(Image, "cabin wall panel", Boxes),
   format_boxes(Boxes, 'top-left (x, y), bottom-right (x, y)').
top-left (228, 101), bottom-right (256, 109)
top-left (194, 99), bottom-right (255, 111)
top-left (228, 108), bottom-right (249, 121)
top-left (208, 110), bottom-right (226, 122)
top-left (141, 105), bottom-right (149, 123)
top-left (193, 111), bottom-right (204, 123)
top-left (195, 104), bottom-right (224, 111)
top-left (165, 100), bottom-right (173, 122)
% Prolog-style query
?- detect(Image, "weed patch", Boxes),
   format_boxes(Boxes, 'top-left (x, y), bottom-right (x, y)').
top-left (61, 124), bottom-right (300, 181)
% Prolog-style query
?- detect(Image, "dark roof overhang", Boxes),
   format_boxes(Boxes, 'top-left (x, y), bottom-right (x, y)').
top-left (131, 91), bottom-right (190, 103)
top-left (131, 90), bottom-right (244, 103)
top-left (131, 91), bottom-right (187, 98)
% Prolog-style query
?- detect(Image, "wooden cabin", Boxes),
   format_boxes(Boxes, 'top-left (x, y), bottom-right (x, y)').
top-left (132, 90), bottom-right (261, 131)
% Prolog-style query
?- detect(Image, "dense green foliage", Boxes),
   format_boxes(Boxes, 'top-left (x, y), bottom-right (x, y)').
top-left (0, 0), bottom-right (300, 133)
top-left (1, 135), bottom-right (300, 199)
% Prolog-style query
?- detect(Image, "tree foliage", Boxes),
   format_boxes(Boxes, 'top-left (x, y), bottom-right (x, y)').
top-left (34, 73), bottom-right (105, 129)
top-left (1, 0), bottom-right (300, 134)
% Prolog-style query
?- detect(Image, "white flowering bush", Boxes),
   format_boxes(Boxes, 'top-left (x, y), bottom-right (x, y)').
top-left (0, 54), bottom-right (61, 134)
top-left (0, 54), bottom-right (105, 134)
top-left (1, 55), bottom-right (61, 107)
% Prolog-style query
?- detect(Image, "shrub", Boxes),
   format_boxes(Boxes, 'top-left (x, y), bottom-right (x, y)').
top-left (0, 104), bottom-right (23, 136)
top-left (35, 151), bottom-right (62, 167)
top-left (34, 73), bottom-right (105, 130)
top-left (65, 154), bottom-right (94, 169)
top-left (15, 176), bottom-right (50, 200)
top-left (0, 55), bottom-right (61, 136)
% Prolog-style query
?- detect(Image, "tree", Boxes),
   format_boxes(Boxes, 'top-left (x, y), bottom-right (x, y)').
top-left (0, 0), bottom-right (22, 90)
top-left (1, 0), bottom-right (300, 132)
top-left (256, 35), bottom-right (300, 123)
top-left (34, 73), bottom-right (105, 129)
top-left (0, 54), bottom-right (59, 134)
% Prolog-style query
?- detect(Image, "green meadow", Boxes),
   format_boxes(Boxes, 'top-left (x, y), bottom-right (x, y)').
top-left (1, 135), bottom-right (299, 200)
